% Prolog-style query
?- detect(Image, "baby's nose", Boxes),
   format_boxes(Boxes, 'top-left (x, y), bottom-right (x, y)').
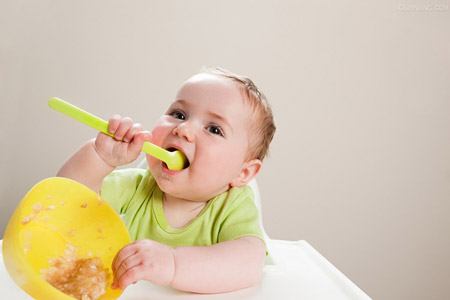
top-left (173, 123), bottom-right (195, 142)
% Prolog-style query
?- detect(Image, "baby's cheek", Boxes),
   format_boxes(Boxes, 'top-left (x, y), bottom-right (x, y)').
top-left (151, 116), bottom-right (176, 143)
top-left (150, 127), bottom-right (165, 146)
top-left (146, 155), bottom-right (162, 176)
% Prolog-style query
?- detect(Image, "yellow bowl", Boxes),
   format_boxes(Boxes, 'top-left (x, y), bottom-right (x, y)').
top-left (2, 177), bottom-right (131, 300)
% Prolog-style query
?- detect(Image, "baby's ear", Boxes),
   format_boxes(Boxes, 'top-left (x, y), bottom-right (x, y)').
top-left (230, 159), bottom-right (262, 188)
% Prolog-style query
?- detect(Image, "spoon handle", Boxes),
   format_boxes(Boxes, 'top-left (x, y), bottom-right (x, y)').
top-left (48, 97), bottom-right (187, 170)
top-left (48, 97), bottom-right (114, 138)
top-left (48, 97), bottom-right (169, 163)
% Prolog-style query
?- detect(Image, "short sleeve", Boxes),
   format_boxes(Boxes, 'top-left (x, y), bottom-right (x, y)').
top-left (218, 187), bottom-right (265, 244)
top-left (100, 168), bottom-right (148, 215)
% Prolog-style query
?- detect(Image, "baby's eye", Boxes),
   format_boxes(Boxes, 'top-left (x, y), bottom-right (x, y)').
top-left (206, 125), bottom-right (223, 136)
top-left (170, 110), bottom-right (185, 120)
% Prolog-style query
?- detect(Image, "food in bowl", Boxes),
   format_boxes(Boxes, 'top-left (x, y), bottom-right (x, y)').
top-left (41, 244), bottom-right (110, 300)
top-left (2, 177), bottom-right (130, 300)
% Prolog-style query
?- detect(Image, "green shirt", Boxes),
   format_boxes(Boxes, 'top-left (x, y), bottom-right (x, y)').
top-left (101, 168), bottom-right (265, 248)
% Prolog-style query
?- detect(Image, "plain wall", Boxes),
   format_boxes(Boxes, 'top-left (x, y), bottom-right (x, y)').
top-left (1, 1), bottom-right (449, 299)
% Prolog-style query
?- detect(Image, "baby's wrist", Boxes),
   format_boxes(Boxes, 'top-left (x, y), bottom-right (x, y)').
top-left (89, 139), bottom-right (117, 170)
top-left (168, 247), bottom-right (178, 287)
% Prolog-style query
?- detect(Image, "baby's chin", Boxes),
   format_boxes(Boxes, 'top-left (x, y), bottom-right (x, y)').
top-left (158, 183), bottom-right (212, 203)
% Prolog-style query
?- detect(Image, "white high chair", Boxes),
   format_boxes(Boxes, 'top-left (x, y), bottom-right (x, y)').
top-left (0, 161), bottom-right (372, 299)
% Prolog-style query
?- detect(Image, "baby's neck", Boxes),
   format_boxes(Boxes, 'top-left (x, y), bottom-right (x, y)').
top-left (162, 193), bottom-right (208, 229)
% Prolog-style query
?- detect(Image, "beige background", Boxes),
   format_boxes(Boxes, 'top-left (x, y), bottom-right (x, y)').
top-left (1, 1), bottom-right (449, 299)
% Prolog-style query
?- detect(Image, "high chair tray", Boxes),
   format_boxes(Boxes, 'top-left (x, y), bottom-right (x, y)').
top-left (0, 239), bottom-right (371, 299)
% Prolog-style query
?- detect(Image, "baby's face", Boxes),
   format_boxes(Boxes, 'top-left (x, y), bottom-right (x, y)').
top-left (147, 73), bottom-right (252, 202)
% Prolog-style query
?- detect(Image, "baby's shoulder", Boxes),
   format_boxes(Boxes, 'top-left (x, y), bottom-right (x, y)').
top-left (211, 185), bottom-right (255, 209)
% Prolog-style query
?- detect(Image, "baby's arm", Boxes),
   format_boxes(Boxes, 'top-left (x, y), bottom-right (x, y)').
top-left (173, 236), bottom-right (266, 293)
top-left (57, 115), bottom-right (151, 193)
top-left (111, 236), bottom-right (266, 293)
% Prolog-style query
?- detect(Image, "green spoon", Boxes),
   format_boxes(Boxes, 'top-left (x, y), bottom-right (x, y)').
top-left (48, 97), bottom-right (187, 171)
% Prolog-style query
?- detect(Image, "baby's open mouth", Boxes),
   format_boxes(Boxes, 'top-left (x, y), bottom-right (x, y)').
top-left (167, 147), bottom-right (190, 169)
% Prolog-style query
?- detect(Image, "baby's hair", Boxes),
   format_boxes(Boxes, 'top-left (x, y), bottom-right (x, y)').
top-left (200, 66), bottom-right (276, 161)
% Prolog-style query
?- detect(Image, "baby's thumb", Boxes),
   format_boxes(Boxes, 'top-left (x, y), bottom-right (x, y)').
top-left (143, 131), bottom-right (153, 143)
top-left (130, 131), bottom-right (152, 153)
top-left (129, 131), bottom-right (148, 155)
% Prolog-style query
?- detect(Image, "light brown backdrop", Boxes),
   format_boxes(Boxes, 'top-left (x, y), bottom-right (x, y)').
top-left (1, 1), bottom-right (449, 299)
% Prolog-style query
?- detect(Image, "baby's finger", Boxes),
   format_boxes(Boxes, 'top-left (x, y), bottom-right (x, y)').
top-left (108, 115), bottom-right (122, 135)
top-left (114, 264), bottom-right (144, 290)
top-left (143, 131), bottom-right (153, 143)
top-left (114, 117), bottom-right (133, 141)
top-left (123, 123), bottom-right (143, 143)
top-left (112, 254), bottom-right (141, 289)
top-left (128, 131), bottom-right (150, 155)
top-left (112, 243), bottom-right (138, 274)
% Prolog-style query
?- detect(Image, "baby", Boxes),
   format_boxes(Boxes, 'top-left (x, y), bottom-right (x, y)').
top-left (57, 67), bottom-right (276, 293)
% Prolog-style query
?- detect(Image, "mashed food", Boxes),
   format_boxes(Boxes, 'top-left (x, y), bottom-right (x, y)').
top-left (42, 245), bottom-right (109, 300)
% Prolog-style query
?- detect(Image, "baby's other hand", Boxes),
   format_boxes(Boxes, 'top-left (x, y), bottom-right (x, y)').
top-left (111, 239), bottom-right (176, 290)
top-left (94, 115), bottom-right (152, 167)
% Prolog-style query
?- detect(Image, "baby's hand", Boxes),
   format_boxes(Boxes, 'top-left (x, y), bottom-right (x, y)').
top-left (94, 115), bottom-right (152, 167)
top-left (111, 239), bottom-right (176, 290)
